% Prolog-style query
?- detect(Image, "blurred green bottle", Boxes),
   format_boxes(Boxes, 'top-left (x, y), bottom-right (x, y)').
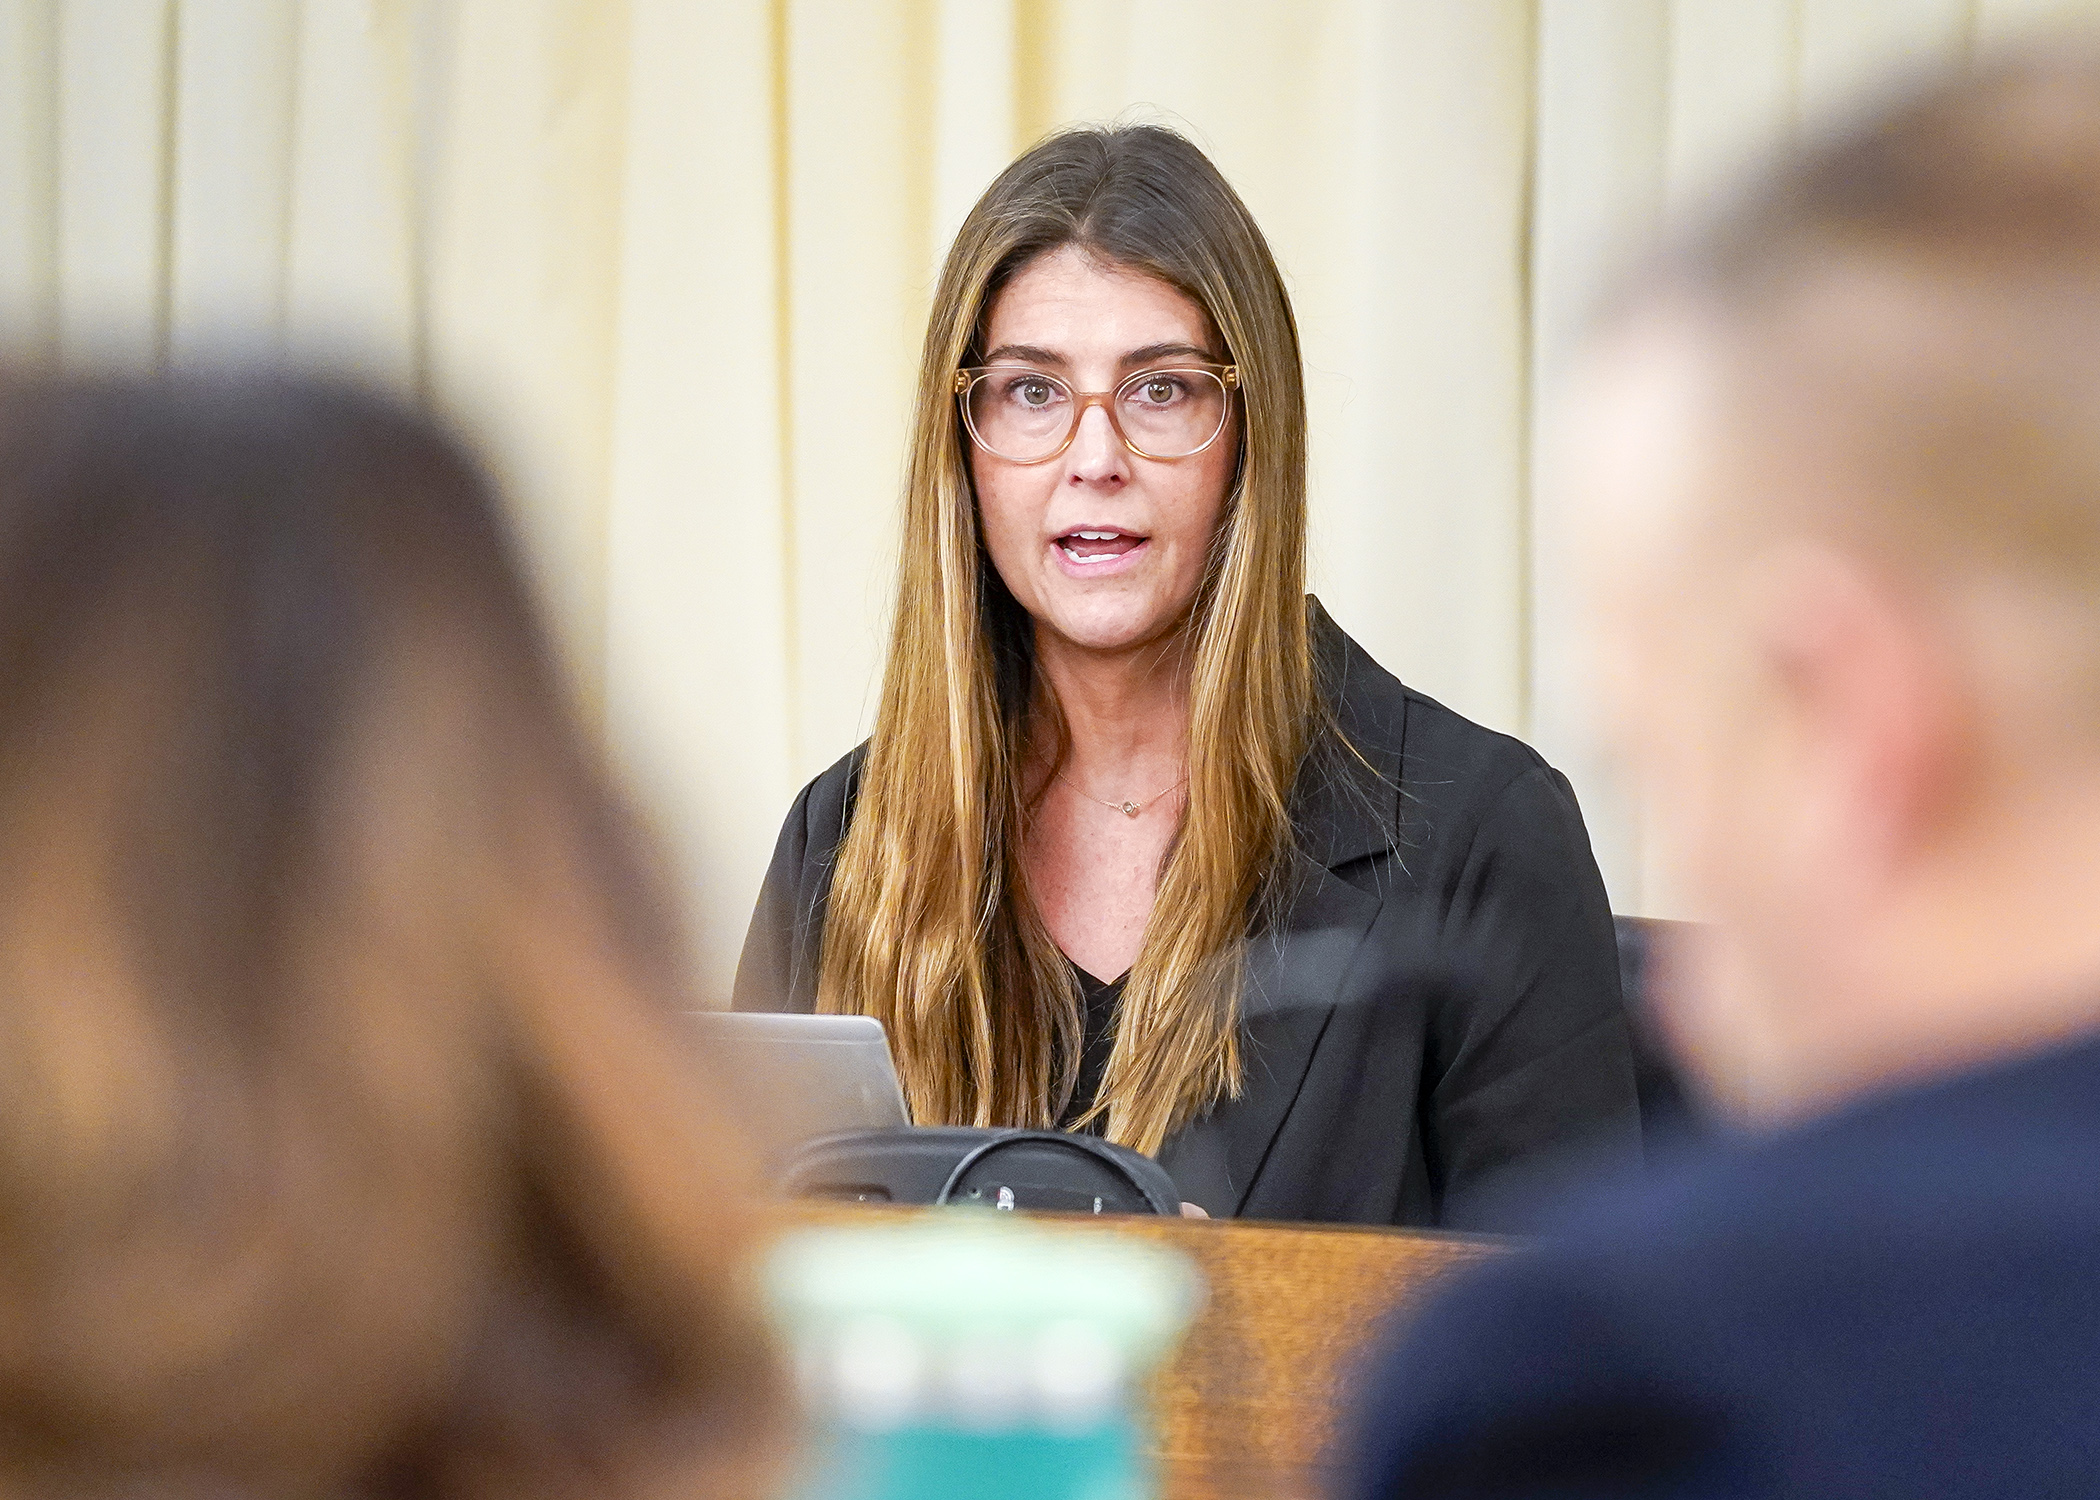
top-left (767, 1217), bottom-right (1201, 1500)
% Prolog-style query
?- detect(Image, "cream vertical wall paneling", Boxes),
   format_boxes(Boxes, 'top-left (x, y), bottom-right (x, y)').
top-left (168, 0), bottom-right (295, 355)
top-left (10, 0), bottom-right (2098, 993)
top-left (56, 0), bottom-right (170, 366)
top-left (1973, 0), bottom-right (2100, 36)
top-left (1294, 0), bottom-right (1532, 740)
top-left (1024, 0), bottom-right (1133, 129)
top-left (425, 0), bottom-right (627, 716)
top-left (1796, 0), bottom-right (1972, 120)
top-left (782, 0), bottom-right (933, 784)
top-left (931, 0), bottom-right (1016, 264)
top-left (604, 0), bottom-right (793, 997)
top-left (1664, 0), bottom-right (1796, 204)
top-left (284, 0), bottom-right (419, 386)
top-left (0, 0), bottom-right (57, 351)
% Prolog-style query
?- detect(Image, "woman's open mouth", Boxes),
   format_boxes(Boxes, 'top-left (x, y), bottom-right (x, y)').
top-left (1055, 529), bottom-right (1148, 567)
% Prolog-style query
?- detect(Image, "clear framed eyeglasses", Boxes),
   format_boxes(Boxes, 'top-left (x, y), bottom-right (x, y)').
top-left (953, 363), bottom-right (1240, 464)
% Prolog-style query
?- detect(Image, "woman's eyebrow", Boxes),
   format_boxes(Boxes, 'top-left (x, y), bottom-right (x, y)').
top-left (980, 343), bottom-right (1066, 367)
top-left (1121, 341), bottom-right (1218, 367)
top-left (978, 341), bottom-right (1221, 370)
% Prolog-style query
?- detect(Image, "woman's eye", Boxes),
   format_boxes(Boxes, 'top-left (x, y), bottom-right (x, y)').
top-left (1134, 376), bottom-right (1184, 406)
top-left (1005, 377), bottom-right (1060, 408)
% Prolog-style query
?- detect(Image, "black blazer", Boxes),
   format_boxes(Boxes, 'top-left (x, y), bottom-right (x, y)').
top-left (733, 602), bottom-right (1640, 1228)
top-left (1349, 1030), bottom-right (2100, 1498)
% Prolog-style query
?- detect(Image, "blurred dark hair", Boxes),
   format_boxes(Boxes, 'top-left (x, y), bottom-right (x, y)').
top-left (0, 371), bottom-right (780, 1498)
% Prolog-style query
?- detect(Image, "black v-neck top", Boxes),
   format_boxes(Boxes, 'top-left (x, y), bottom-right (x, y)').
top-left (1063, 961), bottom-right (1126, 1132)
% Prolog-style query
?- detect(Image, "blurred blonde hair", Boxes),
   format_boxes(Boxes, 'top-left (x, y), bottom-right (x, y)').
top-left (1629, 45), bottom-right (2100, 605)
top-left (816, 125), bottom-right (1315, 1155)
top-left (0, 374), bottom-right (781, 1500)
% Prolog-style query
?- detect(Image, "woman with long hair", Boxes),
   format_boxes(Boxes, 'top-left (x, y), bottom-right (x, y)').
top-left (0, 373), bottom-right (781, 1498)
top-left (736, 125), bottom-right (1639, 1226)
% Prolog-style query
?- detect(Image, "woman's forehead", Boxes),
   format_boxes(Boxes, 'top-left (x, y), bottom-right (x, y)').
top-left (983, 245), bottom-right (1216, 363)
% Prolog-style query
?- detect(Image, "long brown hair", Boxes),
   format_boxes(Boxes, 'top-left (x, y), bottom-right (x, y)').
top-left (0, 373), bottom-right (780, 1499)
top-left (817, 125), bottom-right (1316, 1155)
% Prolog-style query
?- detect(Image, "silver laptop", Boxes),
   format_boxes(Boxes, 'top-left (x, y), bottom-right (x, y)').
top-left (688, 1011), bottom-right (910, 1162)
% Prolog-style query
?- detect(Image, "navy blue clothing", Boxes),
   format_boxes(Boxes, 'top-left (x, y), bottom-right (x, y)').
top-left (1352, 1030), bottom-right (2100, 1499)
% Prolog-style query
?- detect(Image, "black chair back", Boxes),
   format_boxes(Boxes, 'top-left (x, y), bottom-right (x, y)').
top-left (1614, 915), bottom-right (1707, 1148)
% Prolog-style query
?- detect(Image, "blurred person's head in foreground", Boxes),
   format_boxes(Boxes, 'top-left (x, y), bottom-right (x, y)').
top-left (1353, 44), bottom-right (2100, 1500)
top-left (1567, 46), bottom-right (2100, 1122)
top-left (0, 373), bottom-right (780, 1498)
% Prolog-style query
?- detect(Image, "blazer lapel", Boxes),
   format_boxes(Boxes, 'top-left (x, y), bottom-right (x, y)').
top-left (1159, 851), bottom-right (1383, 1214)
top-left (1157, 601), bottom-right (1406, 1214)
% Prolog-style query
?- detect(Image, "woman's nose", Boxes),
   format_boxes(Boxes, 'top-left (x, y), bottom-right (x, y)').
top-left (1065, 402), bottom-right (1128, 485)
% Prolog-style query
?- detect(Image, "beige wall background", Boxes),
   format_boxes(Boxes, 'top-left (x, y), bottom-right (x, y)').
top-left (1, 0), bottom-right (2094, 998)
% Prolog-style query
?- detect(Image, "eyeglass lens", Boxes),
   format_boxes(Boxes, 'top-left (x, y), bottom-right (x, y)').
top-left (965, 369), bottom-right (1229, 462)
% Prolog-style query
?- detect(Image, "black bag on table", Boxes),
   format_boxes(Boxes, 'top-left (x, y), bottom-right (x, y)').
top-left (783, 1126), bottom-right (1181, 1216)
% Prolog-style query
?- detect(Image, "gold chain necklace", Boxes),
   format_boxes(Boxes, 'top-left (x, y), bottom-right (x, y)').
top-left (1054, 769), bottom-right (1189, 819)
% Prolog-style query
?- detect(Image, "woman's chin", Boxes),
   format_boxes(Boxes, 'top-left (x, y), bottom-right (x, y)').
top-left (1036, 601), bottom-right (1183, 658)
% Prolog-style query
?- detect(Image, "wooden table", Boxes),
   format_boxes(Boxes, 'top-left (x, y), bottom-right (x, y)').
top-left (775, 1206), bottom-right (1508, 1500)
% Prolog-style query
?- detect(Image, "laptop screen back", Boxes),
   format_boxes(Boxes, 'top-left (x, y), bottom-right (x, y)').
top-left (687, 1011), bottom-right (910, 1164)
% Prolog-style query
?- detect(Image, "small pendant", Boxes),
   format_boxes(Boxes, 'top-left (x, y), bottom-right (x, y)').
top-left (1120, 801), bottom-right (1141, 818)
